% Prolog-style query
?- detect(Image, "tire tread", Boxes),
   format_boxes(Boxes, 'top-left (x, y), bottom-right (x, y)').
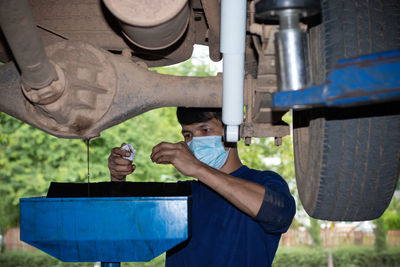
top-left (294, 0), bottom-right (400, 220)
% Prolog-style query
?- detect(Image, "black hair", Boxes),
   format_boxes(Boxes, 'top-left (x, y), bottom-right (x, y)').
top-left (176, 107), bottom-right (222, 125)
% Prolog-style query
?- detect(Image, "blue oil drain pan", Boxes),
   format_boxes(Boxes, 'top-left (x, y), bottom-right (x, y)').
top-left (20, 182), bottom-right (191, 262)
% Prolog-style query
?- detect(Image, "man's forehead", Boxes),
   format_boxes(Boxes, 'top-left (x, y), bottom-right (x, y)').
top-left (181, 118), bottom-right (222, 131)
top-left (181, 122), bottom-right (210, 131)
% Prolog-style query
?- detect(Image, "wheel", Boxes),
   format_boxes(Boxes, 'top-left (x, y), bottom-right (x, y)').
top-left (293, 0), bottom-right (400, 221)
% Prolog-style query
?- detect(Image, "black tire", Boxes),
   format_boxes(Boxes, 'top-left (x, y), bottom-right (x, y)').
top-left (293, 0), bottom-right (400, 221)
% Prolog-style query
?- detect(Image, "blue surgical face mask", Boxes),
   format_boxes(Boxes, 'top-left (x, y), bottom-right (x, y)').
top-left (187, 135), bottom-right (230, 170)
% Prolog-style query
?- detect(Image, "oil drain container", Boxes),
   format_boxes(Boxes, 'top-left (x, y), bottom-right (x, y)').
top-left (20, 182), bottom-right (191, 263)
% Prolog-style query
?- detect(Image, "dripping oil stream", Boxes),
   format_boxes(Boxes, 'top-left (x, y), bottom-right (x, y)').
top-left (87, 139), bottom-right (90, 197)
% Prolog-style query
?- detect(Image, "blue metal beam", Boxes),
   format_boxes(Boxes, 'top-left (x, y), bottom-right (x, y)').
top-left (272, 50), bottom-right (400, 109)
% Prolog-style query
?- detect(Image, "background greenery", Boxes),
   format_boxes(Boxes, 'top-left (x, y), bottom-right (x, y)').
top-left (1, 246), bottom-right (400, 267)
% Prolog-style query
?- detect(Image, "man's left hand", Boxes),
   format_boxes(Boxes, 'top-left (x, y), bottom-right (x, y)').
top-left (151, 141), bottom-right (204, 177)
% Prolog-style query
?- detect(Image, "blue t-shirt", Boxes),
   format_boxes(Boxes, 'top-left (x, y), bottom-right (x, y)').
top-left (166, 165), bottom-right (296, 267)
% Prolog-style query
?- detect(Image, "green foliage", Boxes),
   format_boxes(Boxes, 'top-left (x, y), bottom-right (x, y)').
top-left (332, 246), bottom-right (400, 267)
top-left (307, 217), bottom-right (322, 248)
top-left (383, 197), bottom-right (400, 230)
top-left (0, 246), bottom-right (400, 267)
top-left (91, 107), bottom-right (184, 182)
top-left (374, 216), bottom-right (388, 252)
top-left (273, 247), bottom-right (328, 267)
top-left (0, 113), bottom-right (84, 230)
top-left (0, 250), bottom-right (93, 267)
top-left (3, 246), bottom-right (400, 267)
top-left (384, 210), bottom-right (400, 230)
top-left (0, 250), bottom-right (165, 267)
top-left (273, 246), bottom-right (400, 267)
top-left (238, 136), bottom-right (295, 189)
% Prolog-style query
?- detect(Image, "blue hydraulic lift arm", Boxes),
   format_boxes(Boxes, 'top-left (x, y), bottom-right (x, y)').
top-left (272, 50), bottom-right (400, 109)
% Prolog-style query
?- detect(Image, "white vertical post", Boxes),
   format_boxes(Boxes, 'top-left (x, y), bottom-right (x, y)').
top-left (220, 0), bottom-right (247, 142)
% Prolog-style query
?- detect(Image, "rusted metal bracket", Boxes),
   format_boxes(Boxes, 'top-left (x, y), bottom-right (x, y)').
top-left (242, 25), bottom-right (290, 145)
top-left (242, 76), bottom-right (290, 146)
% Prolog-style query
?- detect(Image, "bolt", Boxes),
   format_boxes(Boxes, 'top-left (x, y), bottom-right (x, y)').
top-left (245, 137), bottom-right (252, 146)
top-left (122, 49), bottom-right (132, 57)
top-left (136, 61), bottom-right (148, 69)
top-left (30, 93), bottom-right (40, 103)
top-left (274, 137), bottom-right (282, 146)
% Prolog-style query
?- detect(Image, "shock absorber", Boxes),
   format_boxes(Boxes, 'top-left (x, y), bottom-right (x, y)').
top-left (255, 0), bottom-right (321, 91)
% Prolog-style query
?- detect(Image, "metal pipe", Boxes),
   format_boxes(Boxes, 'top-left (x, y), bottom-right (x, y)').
top-left (220, 0), bottom-right (247, 142)
top-left (275, 9), bottom-right (310, 91)
top-left (0, 0), bottom-right (57, 89)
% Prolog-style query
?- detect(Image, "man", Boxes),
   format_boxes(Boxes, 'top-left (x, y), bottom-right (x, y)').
top-left (108, 107), bottom-right (295, 267)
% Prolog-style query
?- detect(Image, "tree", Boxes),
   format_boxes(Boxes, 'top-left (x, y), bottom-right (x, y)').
top-left (308, 217), bottom-right (322, 248)
top-left (382, 183), bottom-right (400, 230)
top-left (374, 216), bottom-right (388, 252)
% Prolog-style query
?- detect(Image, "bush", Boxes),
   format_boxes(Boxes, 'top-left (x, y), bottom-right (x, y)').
top-left (0, 250), bottom-right (165, 267)
top-left (0, 250), bottom-right (93, 267)
top-left (1, 246), bottom-right (400, 267)
top-left (273, 247), bottom-right (328, 267)
top-left (273, 246), bottom-right (400, 267)
top-left (332, 246), bottom-right (400, 267)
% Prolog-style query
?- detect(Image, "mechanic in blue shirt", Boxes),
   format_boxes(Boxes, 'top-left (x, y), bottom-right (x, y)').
top-left (108, 107), bottom-right (296, 267)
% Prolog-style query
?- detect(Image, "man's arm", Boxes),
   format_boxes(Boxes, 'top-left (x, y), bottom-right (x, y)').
top-left (253, 172), bottom-right (296, 233)
top-left (196, 164), bottom-right (296, 233)
top-left (151, 141), bottom-right (292, 220)
top-left (195, 163), bottom-right (266, 217)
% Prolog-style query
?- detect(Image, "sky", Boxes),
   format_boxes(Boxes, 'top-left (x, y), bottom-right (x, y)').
top-left (191, 44), bottom-right (223, 72)
top-left (164, 44), bottom-right (223, 74)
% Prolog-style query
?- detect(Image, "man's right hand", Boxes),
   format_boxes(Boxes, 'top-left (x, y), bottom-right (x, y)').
top-left (108, 143), bottom-right (136, 182)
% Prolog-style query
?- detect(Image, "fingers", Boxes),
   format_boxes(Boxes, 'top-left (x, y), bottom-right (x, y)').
top-left (113, 157), bottom-right (132, 165)
top-left (108, 160), bottom-right (134, 172)
top-left (111, 164), bottom-right (135, 182)
top-left (151, 149), bottom-right (177, 164)
top-left (109, 164), bottom-right (136, 176)
top-left (151, 142), bottom-right (190, 165)
top-left (151, 142), bottom-right (179, 156)
top-left (151, 142), bottom-right (176, 160)
top-left (111, 146), bottom-right (130, 157)
top-left (108, 145), bottom-right (135, 180)
top-left (108, 149), bottom-right (132, 166)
